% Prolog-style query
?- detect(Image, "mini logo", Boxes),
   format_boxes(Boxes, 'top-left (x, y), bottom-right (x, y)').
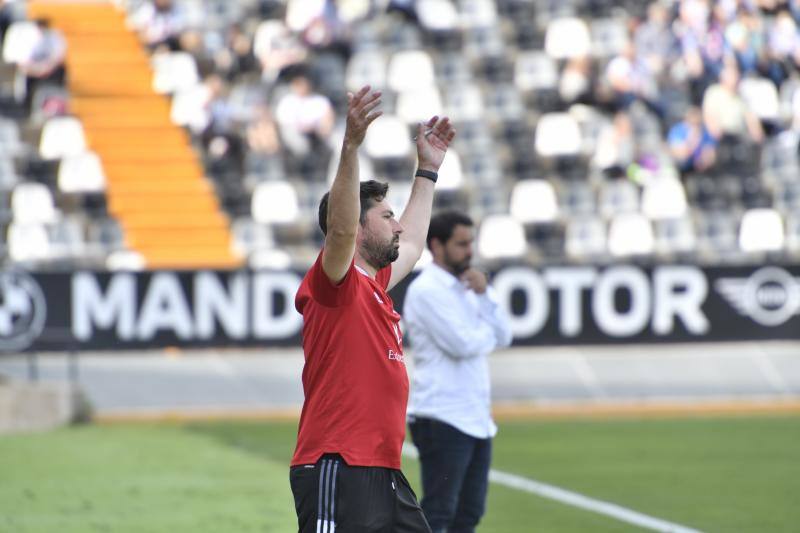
top-left (388, 349), bottom-right (405, 363)
top-left (715, 267), bottom-right (800, 327)
top-left (0, 271), bottom-right (47, 351)
top-left (373, 291), bottom-right (384, 304)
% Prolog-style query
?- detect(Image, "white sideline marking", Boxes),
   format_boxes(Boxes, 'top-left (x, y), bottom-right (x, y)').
top-left (402, 443), bottom-right (703, 533)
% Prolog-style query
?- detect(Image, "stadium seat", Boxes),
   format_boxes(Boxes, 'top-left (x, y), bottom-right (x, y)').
top-left (251, 181), bottom-right (300, 225)
top-left (2, 21), bottom-right (38, 64)
top-left (544, 17), bottom-right (591, 59)
top-left (695, 210), bottom-right (739, 258)
top-left (773, 179), bottom-right (800, 213)
top-left (534, 112), bottom-right (582, 157)
top-left (7, 223), bottom-right (51, 263)
top-left (589, 18), bottom-right (628, 57)
top-left (0, 119), bottom-right (22, 156)
top-left (387, 50), bottom-right (436, 93)
top-left (248, 248), bottom-right (293, 270)
top-left (565, 216), bottom-right (607, 260)
top-left (654, 217), bottom-right (697, 256)
top-left (49, 217), bottom-right (86, 259)
top-left (152, 51), bottom-right (200, 94)
top-left (510, 179), bottom-right (559, 223)
top-left (105, 249), bottom-right (146, 271)
top-left (739, 77), bottom-right (780, 123)
top-left (11, 182), bottom-right (58, 225)
top-left (463, 26), bottom-right (505, 57)
top-left (345, 50), bottom-right (388, 92)
top-left (477, 214), bottom-right (526, 259)
top-left (598, 179), bottom-right (639, 219)
top-left (395, 85), bottom-right (444, 124)
top-left (436, 53), bottom-right (474, 85)
top-left (739, 208), bottom-right (785, 253)
top-left (560, 180), bottom-right (596, 215)
top-left (285, 0), bottom-right (326, 33)
top-left (607, 212), bottom-right (655, 256)
top-left (444, 83), bottom-right (485, 122)
top-left (417, 0), bottom-right (460, 31)
top-left (514, 51), bottom-right (559, 92)
top-left (58, 151), bottom-right (106, 194)
top-left (436, 150), bottom-right (465, 191)
top-left (231, 217), bottom-right (275, 256)
top-left (0, 157), bottom-right (19, 191)
top-left (459, 0), bottom-right (498, 28)
top-left (364, 115), bottom-right (412, 159)
top-left (484, 84), bottom-right (525, 121)
top-left (170, 83), bottom-right (210, 131)
top-left (39, 116), bottom-right (88, 160)
top-left (326, 148), bottom-right (375, 185)
top-left (87, 217), bottom-right (124, 254)
top-left (641, 176), bottom-right (688, 220)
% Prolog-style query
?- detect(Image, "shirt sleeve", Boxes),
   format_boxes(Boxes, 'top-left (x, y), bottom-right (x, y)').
top-left (307, 251), bottom-right (358, 307)
top-left (477, 287), bottom-right (514, 348)
top-left (407, 283), bottom-right (500, 360)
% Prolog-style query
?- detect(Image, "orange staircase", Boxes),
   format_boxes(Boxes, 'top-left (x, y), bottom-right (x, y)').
top-left (29, 1), bottom-right (242, 269)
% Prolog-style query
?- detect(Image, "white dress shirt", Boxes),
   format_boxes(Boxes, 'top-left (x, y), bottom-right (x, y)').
top-left (405, 263), bottom-right (513, 439)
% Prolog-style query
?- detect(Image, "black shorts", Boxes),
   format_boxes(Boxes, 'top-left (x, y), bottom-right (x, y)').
top-left (289, 454), bottom-right (431, 533)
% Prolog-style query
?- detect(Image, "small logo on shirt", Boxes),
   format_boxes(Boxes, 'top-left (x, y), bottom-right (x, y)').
top-left (388, 349), bottom-right (405, 363)
top-left (373, 291), bottom-right (384, 304)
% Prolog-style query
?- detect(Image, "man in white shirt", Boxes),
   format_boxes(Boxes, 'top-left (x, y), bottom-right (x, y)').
top-left (405, 211), bottom-right (513, 533)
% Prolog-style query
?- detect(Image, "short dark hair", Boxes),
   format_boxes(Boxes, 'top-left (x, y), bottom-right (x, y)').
top-left (426, 211), bottom-right (473, 249)
top-left (318, 180), bottom-right (389, 236)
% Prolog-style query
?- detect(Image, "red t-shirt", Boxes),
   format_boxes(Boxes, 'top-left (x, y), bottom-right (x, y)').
top-left (291, 252), bottom-right (408, 469)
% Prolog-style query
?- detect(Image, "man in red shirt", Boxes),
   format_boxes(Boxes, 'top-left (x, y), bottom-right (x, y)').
top-left (290, 85), bottom-right (455, 532)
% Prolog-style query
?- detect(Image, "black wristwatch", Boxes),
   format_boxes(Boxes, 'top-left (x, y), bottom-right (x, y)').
top-left (414, 169), bottom-right (438, 183)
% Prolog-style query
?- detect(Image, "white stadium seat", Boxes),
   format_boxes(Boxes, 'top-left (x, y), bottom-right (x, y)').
top-left (477, 214), bottom-right (526, 259)
top-left (251, 181), bottom-right (300, 224)
top-left (510, 180), bottom-right (559, 224)
top-left (739, 208), bottom-right (784, 252)
top-left (58, 151), bottom-right (106, 194)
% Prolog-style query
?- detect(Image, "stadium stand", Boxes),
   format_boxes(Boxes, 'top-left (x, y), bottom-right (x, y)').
top-left (0, 0), bottom-right (799, 270)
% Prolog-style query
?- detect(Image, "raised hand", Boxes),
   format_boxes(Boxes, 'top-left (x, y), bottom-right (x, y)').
top-left (344, 85), bottom-right (382, 147)
top-left (415, 116), bottom-right (456, 172)
top-left (461, 268), bottom-right (488, 294)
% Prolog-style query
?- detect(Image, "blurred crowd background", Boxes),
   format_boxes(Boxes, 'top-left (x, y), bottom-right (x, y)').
top-left (1, 0), bottom-right (800, 271)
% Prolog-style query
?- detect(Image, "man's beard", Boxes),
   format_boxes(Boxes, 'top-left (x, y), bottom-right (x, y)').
top-left (362, 233), bottom-right (399, 270)
top-left (445, 252), bottom-right (471, 276)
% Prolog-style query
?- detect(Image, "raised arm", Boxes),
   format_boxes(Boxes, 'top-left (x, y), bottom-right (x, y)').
top-left (322, 86), bottom-right (382, 284)
top-left (388, 116), bottom-right (456, 290)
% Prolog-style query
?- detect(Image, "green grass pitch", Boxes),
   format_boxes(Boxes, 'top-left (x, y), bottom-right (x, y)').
top-left (1, 415), bottom-right (798, 532)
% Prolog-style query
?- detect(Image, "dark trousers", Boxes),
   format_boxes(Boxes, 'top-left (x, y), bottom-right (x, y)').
top-left (408, 418), bottom-right (492, 533)
top-left (289, 453), bottom-right (431, 533)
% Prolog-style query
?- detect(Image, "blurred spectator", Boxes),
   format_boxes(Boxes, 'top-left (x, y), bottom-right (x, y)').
top-left (634, 1), bottom-right (675, 78)
top-left (247, 104), bottom-right (281, 155)
top-left (605, 41), bottom-right (664, 118)
top-left (19, 18), bottom-right (66, 109)
top-left (178, 30), bottom-right (216, 77)
top-left (274, 68), bottom-right (335, 157)
top-left (593, 111), bottom-right (636, 178)
top-left (246, 104), bottom-right (283, 174)
top-left (0, 0), bottom-right (19, 43)
top-left (129, 0), bottom-right (187, 50)
top-left (254, 20), bottom-right (308, 85)
top-left (668, 106), bottom-right (717, 173)
top-left (215, 23), bottom-right (258, 81)
top-left (560, 56), bottom-right (593, 105)
top-left (702, 60), bottom-right (764, 144)
top-left (301, 0), bottom-right (352, 59)
top-left (724, 9), bottom-right (761, 76)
